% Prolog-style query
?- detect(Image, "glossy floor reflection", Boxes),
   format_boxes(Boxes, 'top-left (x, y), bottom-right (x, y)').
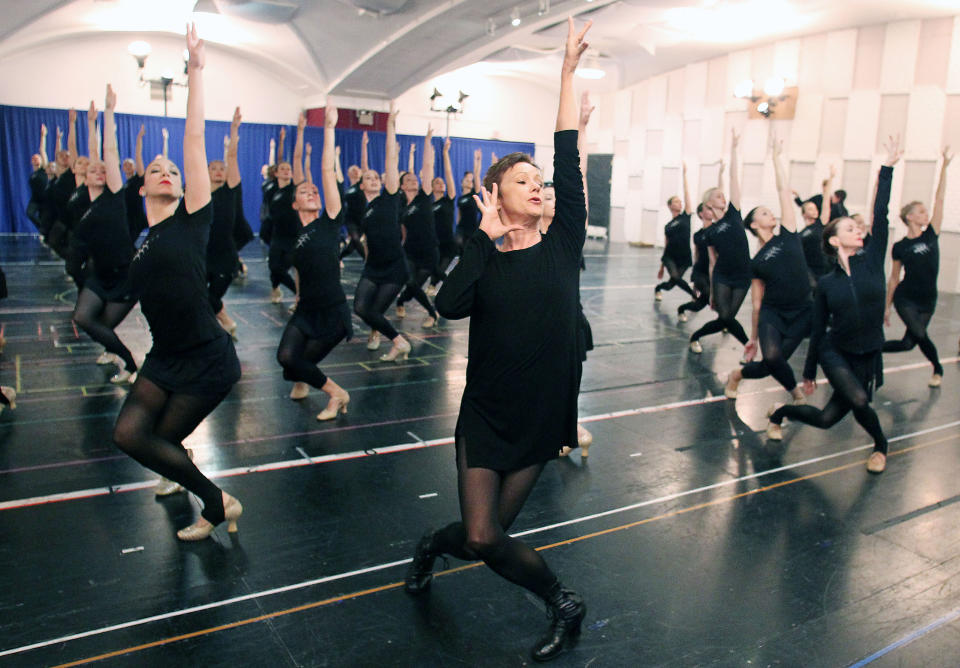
top-left (1, 234), bottom-right (959, 666)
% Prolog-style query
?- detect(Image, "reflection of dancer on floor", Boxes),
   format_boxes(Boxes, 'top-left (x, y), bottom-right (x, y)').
top-left (882, 146), bottom-right (951, 388)
top-left (404, 18), bottom-right (592, 663)
top-left (112, 25), bottom-right (243, 540)
top-left (767, 136), bottom-right (902, 475)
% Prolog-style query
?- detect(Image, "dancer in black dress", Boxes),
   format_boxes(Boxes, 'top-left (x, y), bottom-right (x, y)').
top-left (677, 204), bottom-right (715, 322)
top-left (26, 124), bottom-right (49, 237)
top-left (112, 25), bottom-right (243, 540)
top-left (655, 162), bottom-right (695, 301)
top-left (454, 149), bottom-right (483, 252)
top-left (426, 137), bottom-right (458, 296)
top-left (395, 125), bottom-right (441, 328)
top-left (689, 130), bottom-right (750, 355)
top-left (404, 18), bottom-right (592, 662)
top-left (278, 104), bottom-right (353, 417)
top-left (339, 130), bottom-right (369, 262)
top-left (206, 106), bottom-right (242, 339)
top-left (798, 168), bottom-right (834, 290)
top-left (122, 124), bottom-right (148, 243)
top-left (882, 146), bottom-right (950, 387)
top-left (352, 101), bottom-right (411, 361)
top-left (725, 138), bottom-right (811, 405)
top-left (265, 118), bottom-right (306, 304)
top-left (767, 136), bottom-right (902, 474)
top-left (71, 89), bottom-right (138, 384)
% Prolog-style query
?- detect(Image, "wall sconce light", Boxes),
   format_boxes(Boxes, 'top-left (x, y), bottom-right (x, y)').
top-left (510, 7), bottom-right (521, 27)
top-left (128, 39), bottom-right (188, 117)
top-left (429, 87), bottom-right (469, 136)
top-left (734, 77), bottom-right (797, 120)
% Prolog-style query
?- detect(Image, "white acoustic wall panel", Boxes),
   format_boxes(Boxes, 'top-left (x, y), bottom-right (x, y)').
top-left (947, 18), bottom-right (960, 93)
top-left (773, 38), bottom-right (801, 87)
top-left (854, 25), bottom-right (885, 90)
top-left (726, 50), bottom-right (752, 111)
top-left (799, 33), bottom-right (828, 95)
top-left (647, 75), bottom-right (668, 128)
top-left (683, 62), bottom-right (708, 119)
top-left (614, 139), bottom-right (630, 160)
top-left (741, 162), bottom-right (766, 212)
top-left (597, 91), bottom-right (615, 134)
top-left (643, 156), bottom-right (662, 205)
top-left (841, 160), bottom-right (873, 213)
top-left (789, 92), bottom-right (824, 162)
top-left (875, 94), bottom-right (909, 153)
top-left (943, 95), bottom-right (960, 153)
top-left (751, 44), bottom-right (776, 87)
top-left (662, 115), bottom-right (684, 168)
top-left (623, 188), bottom-right (644, 242)
top-left (666, 69), bottom-right (684, 116)
top-left (631, 82), bottom-right (648, 126)
top-left (819, 98), bottom-right (848, 156)
top-left (642, 208), bottom-right (661, 246)
top-left (789, 161), bottom-right (816, 201)
top-left (683, 119), bottom-right (702, 159)
top-left (706, 56), bottom-right (727, 108)
top-left (661, 166), bottom-right (681, 207)
top-left (646, 129), bottom-right (664, 159)
top-left (723, 110), bottom-right (748, 157)
top-left (699, 108), bottom-right (725, 164)
top-left (611, 154), bottom-right (629, 208)
top-left (843, 90), bottom-right (882, 159)
top-left (823, 29), bottom-right (857, 98)
top-left (628, 174), bottom-right (643, 191)
top-left (915, 17), bottom-right (953, 88)
top-left (593, 129), bottom-right (614, 154)
top-left (741, 118), bottom-right (770, 165)
top-left (614, 89), bottom-right (632, 141)
top-left (902, 160), bottom-right (937, 208)
top-left (609, 207), bottom-right (626, 243)
top-left (628, 125), bottom-right (646, 175)
top-left (905, 88), bottom-right (947, 158)
top-left (880, 21), bottom-right (921, 93)
top-left (941, 162), bottom-right (960, 233)
top-left (699, 163), bottom-right (721, 200)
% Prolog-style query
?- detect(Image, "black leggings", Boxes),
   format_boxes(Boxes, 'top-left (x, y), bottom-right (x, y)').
top-left (882, 298), bottom-right (942, 375)
top-left (113, 376), bottom-right (230, 523)
top-left (268, 244), bottom-right (296, 292)
top-left (276, 319), bottom-right (346, 389)
top-left (429, 439), bottom-right (557, 598)
top-left (73, 288), bottom-right (137, 372)
top-left (678, 272), bottom-right (710, 315)
top-left (207, 270), bottom-right (233, 314)
top-left (741, 319), bottom-right (805, 391)
top-left (770, 353), bottom-right (887, 453)
top-left (690, 281), bottom-right (749, 345)
top-left (354, 277), bottom-right (402, 340)
top-left (656, 257), bottom-right (695, 297)
top-left (339, 224), bottom-right (366, 261)
top-left (397, 262), bottom-right (437, 318)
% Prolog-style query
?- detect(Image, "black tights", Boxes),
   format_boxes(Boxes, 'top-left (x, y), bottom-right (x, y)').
top-left (430, 439), bottom-right (557, 598)
top-left (73, 288), bottom-right (137, 372)
top-left (339, 224), bottom-right (366, 261)
top-left (678, 273), bottom-right (710, 315)
top-left (656, 258), bottom-right (696, 297)
top-left (741, 320), bottom-right (804, 391)
top-left (397, 263), bottom-right (437, 318)
top-left (354, 278), bottom-right (401, 340)
top-left (882, 299), bottom-right (942, 375)
top-left (770, 354), bottom-right (887, 453)
top-left (207, 270), bottom-right (233, 314)
top-left (276, 320), bottom-right (345, 389)
top-left (690, 281), bottom-right (749, 345)
top-left (113, 376), bottom-right (229, 523)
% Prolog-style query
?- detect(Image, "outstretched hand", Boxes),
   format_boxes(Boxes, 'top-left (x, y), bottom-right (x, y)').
top-left (137, 124), bottom-right (145, 139)
top-left (231, 106), bottom-right (242, 131)
top-left (325, 103), bottom-right (338, 128)
top-left (476, 184), bottom-right (523, 241)
top-left (802, 378), bottom-right (816, 395)
top-left (105, 84), bottom-right (116, 112)
top-left (943, 145), bottom-right (953, 166)
top-left (883, 134), bottom-right (903, 167)
top-left (186, 22), bottom-right (205, 70)
top-left (87, 101), bottom-right (97, 123)
top-left (579, 91), bottom-right (595, 127)
top-left (562, 16), bottom-right (592, 74)
top-left (444, 137), bottom-right (451, 153)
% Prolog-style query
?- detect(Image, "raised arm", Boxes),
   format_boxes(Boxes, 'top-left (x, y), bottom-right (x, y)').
top-left (384, 101), bottom-right (399, 194)
top-left (87, 102), bottom-right (99, 160)
top-left (579, 91), bottom-right (595, 218)
top-left (442, 138), bottom-right (455, 197)
top-left (729, 129), bottom-right (741, 210)
top-left (102, 85), bottom-right (123, 194)
top-left (67, 108), bottom-right (78, 165)
top-left (292, 112), bottom-right (305, 185)
top-left (183, 23), bottom-right (211, 213)
top-left (420, 125), bottom-right (434, 196)
top-left (304, 142), bottom-right (313, 185)
top-left (334, 145), bottom-right (344, 184)
top-left (268, 137), bottom-right (276, 167)
top-left (872, 134), bottom-right (903, 259)
top-left (39, 124), bottom-right (48, 167)
top-left (134, 124), bottom-right (145, 176)
top-left (408, 142), bottom-right (416, 175)
top-left (226, 106), bottom-right (241, 189)
top-left (277, 126), bottom-right (286, 165)
top-left (161, 127), bottom-right (169, 159)
top-left (930, 146), bottom-right (952, 235)
top-left (556, 18), bottom-right (591, 132)
top-left (820, 166), bottom-right (835, 224)
top-left (717, 158), bottom-right (725, 191)
top-left (472, 148), bottom-right (482, 191)
top-left (322, 104), bottom-right (342, 219)
top-left (360, 131), bottom-right (369, 173)
top-left (772, 137), bottom-right (795, 233)
top-left (682, 162), bottom-right (692, 215)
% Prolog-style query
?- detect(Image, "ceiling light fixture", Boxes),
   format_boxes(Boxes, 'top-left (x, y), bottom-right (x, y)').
top-left (733, 76), bottom-right (796, 119)
top-left (128, 39), bottom-right (187, 117)
top-left (486, 17), bottom-right (496, 35)
top-left (537, 0), bottom-right (550, 16)
top-left (763, 76), bottom-right (785, 97)
top-left (510, 7), bottom-right (521, 27)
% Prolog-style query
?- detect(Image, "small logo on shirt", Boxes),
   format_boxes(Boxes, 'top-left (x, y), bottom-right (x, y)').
top-left (715, 221), bottom-right (730, 233)
top-left (762, 245), bottom-right (783, 261)
top-left (295, 231), bottom-right (313, 248)
top-left (132, 235), bottom-right (154, 263)
top-left (911, 243), bottom-right (931, 255)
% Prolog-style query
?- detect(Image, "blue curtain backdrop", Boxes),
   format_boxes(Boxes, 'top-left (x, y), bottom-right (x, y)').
top-left (0, 103), bottom-right (535, 235)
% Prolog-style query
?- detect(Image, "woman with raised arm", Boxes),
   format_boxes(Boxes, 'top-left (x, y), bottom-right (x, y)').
top-left (352, 101), bottom-right (411, 360)
top-left (206, 106), bottom-right (243, 338)
top-left (395, 126), bottom-right (441, 328)
top-left (277, 104), bottom-right (353, 418)
top-left (798, 168), bottom-right (835, 289)
top-left (122, 124), bottom-right (148, 242)
top-left (678, 165), bottom-right (723, 323)
top-left (454, 148), bottom-right (483, 252)
top-left (724, 138), bottom-right (812, 404)
top-left (265, 116), bottom-right (306, 304)
top-left (655, 162), bottom-right (696, 301)
top-left (767, 137), bottom-right (902, 474)
top-left (70, 88), bottom-right (139, 384)
top-left (881, 147), bottom-right (950, 387)
top-left (404, 18), bottom-right (591, 662)
top-left (112, 25), bottom-right (242, 540)
top-left (688, 129), bottom-right (751, 355)
top-left (340, 131), bottom-right (369, 262)
top-left (426, 137), bottom-right (458, 295)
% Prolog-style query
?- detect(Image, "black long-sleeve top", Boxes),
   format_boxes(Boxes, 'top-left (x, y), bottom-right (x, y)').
top-left (803, 166), bottom-right (891, 380)
top-left (436, 130), bottom-right (586, 470)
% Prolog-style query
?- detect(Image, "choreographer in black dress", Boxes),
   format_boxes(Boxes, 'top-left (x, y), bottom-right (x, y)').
top-left (689, 130), bottom-right (750, 355)
top-left (277, 104), bottom-right (353, 419)
top-left (71, 90), bottom-right (138, 384)
top-left (395, 125), bottom-right (441, 328)
top-left (655, 162), bottom-right (695, 301)
top-left (882, 146), bottom-right (950, 387)
top-left (725, 139), bottom-right (812, 405)
top-left (352, 101), bottom-right (412, 361)
top-left (404, 18), bottom-right (592, 662)
top-left (112, 25), bottom-right (243, 540)
top-left (427, 137), bottom-right (458, 295)
top-left (767, 136), bottom-right (903, 475)
top-left (677, 203), bottom-right (715, 322)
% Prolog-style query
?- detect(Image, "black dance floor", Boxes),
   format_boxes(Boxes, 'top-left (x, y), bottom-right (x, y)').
top-left (1, 234), bottom-right (959, 667)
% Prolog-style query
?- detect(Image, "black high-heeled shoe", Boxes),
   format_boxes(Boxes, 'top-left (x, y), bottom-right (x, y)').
top-left (404, 531), bottom-right (439, 594)
top-left (531, 583), bottom-right (586, 662)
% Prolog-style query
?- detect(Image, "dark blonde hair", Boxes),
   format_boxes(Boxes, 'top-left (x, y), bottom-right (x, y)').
top-left (899, 201), bottom-right (923, 224)
top-left (482, 152), bottom-right (539, 192)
